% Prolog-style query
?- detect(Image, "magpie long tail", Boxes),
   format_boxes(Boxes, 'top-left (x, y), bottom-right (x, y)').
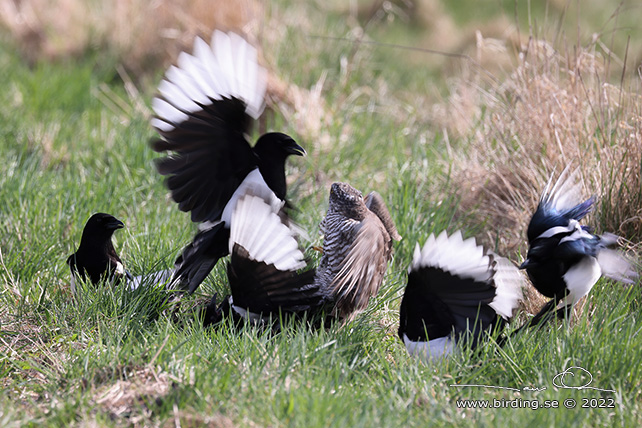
top-left (172, 222), bottom-right (231, 294)
top-left (511, 297), bottom-right (570, 336)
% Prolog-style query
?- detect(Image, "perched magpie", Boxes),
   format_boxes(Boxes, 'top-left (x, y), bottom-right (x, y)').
top-left (151, 31), bottom-right (306, 294)
top-left (202, 182), bottom-right (401, 327)
top-left (398, 231), bottom-right (523, 362)
top-left (202, 190), bottom-right (321, 327)
top-left (519, 167), bottom-right (637, 328)
top-left (314, 182), bottom-right (401, 319)
top-left (66, 213), bottom-right (131, 294)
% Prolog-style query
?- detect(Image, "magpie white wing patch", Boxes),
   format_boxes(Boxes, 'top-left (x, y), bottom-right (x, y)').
top-left (559, 257), bottom-right (601, 307)
top-left (411, 230), bottom-right (492, 283)
top-left (488, 256), bottom-right (524, 319)
top-left (230, 193), bottom-right (304, 272)
top-left (220, 168), bottom-right (283, 227)
top-left (152, 30), bottom-right (266, 132)
top-left (596, 248), bottom-right (638, 285)
top-left (402, 333), bottom-right (454, 362)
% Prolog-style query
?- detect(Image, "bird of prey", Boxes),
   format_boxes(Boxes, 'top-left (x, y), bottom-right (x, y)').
top-left (202, 182), bottom-right (401, 327)
top-left (398, 230), bottom-right (523, 362)
top-left (519, 167), bottom-right (637, 328)
top-left (67, 213), bottom-right (131, 294)
top-left (151, 31), bottom-right (305, 294)
top-left (314, 182), bottom-right (401, 319)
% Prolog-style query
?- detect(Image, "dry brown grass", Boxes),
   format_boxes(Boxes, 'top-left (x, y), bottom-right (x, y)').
top-left (0, 0), bottom-right (262, 74)
top-left (436, 37), bottom-right (642, 256)
top-left (0, 0), bottom-right (332, 142)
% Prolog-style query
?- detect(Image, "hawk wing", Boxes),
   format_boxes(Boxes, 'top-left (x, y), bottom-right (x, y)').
top-left (330, 211), bottom-right (389, 319)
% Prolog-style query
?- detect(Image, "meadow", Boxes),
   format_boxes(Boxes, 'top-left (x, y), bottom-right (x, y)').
top-left (1, 1), bottom-right (641, 426)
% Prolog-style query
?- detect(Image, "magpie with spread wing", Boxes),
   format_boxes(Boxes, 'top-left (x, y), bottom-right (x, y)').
top-left (151, 31), bottom-right (305, 294)
top-left (202, 190), bottom-right (320, 327)
top-left (519, 167), bottom-right (637, 328)
top-left (398, 231), bottom-right (523, 362)
top-left (67, 213), bottom-right (132, 294)
top-left (202, 182), bottom-right (401, 327)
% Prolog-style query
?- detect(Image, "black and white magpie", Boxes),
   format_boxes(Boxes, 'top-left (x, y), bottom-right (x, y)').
top-left (398, 231), bottom-right (523, 362)
top-left (151, 31), bottom-right (306, 294)
top-left (67, 213), bottom-right (131, 293)
top-left (314, 182), bottom-right (401, 319)
top-left (519, 167), bottom-right (637, 328)
top-left (202, 182), bottom-right (401, 327)
top-left (202, 190), bottom-right (321, 327)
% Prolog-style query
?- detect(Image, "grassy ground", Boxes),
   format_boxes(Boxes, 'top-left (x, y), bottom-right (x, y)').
top-left (1, 1), bottom-right (641, 426)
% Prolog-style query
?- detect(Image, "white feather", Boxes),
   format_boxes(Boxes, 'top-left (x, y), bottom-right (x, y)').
top-left (152, 31), bottom-right (266, 133)
top-left (542, 166), bottom-right (585, 212)
top-left (596, 248), bottom-right (638, 284)
top-left (558, 257), bottom-right (601, 307)
top-left (152, 98), bottom-right (188, 126)
top-left (127, 269), bottom-right (175, 291)
top-left (230, 193), bottom-right (304, 272)
top-left (488, 256), bottom-right (524, 319)
top-left (536, 222), bottom-right (577, 240)
top-left (220, 169), bottom-right (283, 227)
top-left (229, 296), bottom-right (266, 325)
top-left (412, 230), bottom-right (491, 282)
top-left (403, 333), bottom-right (454, 362)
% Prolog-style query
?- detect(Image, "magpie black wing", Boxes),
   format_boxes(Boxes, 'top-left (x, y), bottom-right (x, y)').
top-left (226, 192), bottom-right (322, 316)
top-left (151, 31), bottom-right (267, 223)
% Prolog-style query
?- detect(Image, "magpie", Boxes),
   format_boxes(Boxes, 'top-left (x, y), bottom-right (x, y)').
top-left (67, 213), bottom-right (132, 294)
top-left (202, 182), bottom-right (401, 327)
top-left (151, 31), bottom-right (306, 294)
top-left (202, 189), bottom-right (321, 327)
top-left (398, 230), bottom-right (523, 362)
top-left (314, 182), bottom-right (401, 319)
top-left (519, 167), bottom-right (637, 328)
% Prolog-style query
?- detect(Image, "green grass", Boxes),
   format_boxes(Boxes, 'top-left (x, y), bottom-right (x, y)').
top-left (2, 2), bottom-right (642, 426)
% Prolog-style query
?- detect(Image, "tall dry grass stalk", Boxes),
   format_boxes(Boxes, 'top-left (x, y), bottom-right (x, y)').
top-left (438, 36), bottom-right (642, 256)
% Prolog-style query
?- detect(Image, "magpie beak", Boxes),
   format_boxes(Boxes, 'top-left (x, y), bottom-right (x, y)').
top-left (106, 218), bottom-right (125, 231)
top-left (286, 142), bottom-right (306, 157)
top-left (519, 259), bottom-right (531, 270)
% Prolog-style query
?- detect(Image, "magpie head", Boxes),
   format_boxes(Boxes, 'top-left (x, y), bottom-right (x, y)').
top-left (81, 213), bottom-right (125, 241)
top-left (519, 238), bottom-right (555, 270)
top-left (254, 132), bottom-right (306, 161)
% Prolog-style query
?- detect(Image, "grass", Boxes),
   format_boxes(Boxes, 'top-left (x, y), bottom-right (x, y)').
top-left (1, 1), bottom-right (642, 426)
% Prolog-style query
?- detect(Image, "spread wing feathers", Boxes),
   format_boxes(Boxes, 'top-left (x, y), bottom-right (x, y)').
top-left (529, 167), bottom-right (594, 243)
top-left (408, 231), bottom-right (522, 327)
top-left (364, 191), bottom-right (402, 242)
top-left (227, 194), bottom-right (321, 313)
top-left (487, 254), bottom-right (525, 319)
top-left (151, 31), bottom-right (267, 223)
top-left (229, 193), bottom-right (305, 271)
top-left (411, 230), bottom-right (492, 283)
top-left (151, 31), bottom-right (265, 132)
top-left (595, 233), bottom-right (638, 284)
top-left (331, 213), bottom-right (389, 317)
top-left (540, 166), bottom-right (590, 216)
